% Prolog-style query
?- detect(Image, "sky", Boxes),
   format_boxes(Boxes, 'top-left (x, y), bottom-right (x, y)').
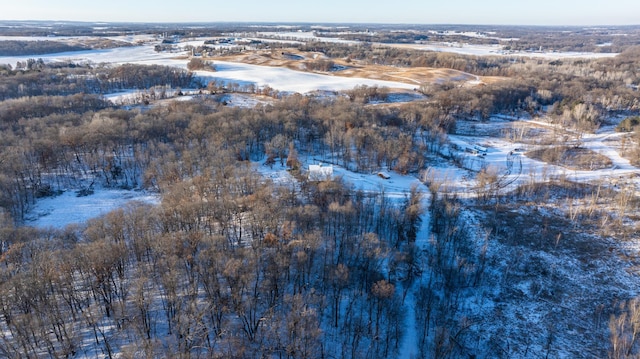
top-left (1, 0), bottom-right (639, 26)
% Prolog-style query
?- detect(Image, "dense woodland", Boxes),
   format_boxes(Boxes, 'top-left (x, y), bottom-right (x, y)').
top-left (0, 91), bottom-right (476, 357)
top-left (0, 62), bottom-right (193, 101)
top-left (0, 40), bottom-right (87, 56)
top-left (314, 26), bottom-right (640, 53)
top-left (1, 25), bottom-right (640, 358)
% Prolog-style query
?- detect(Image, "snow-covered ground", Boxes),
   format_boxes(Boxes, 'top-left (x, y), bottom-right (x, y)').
top-left (0, 35), bottom-right (83, 42)
top-left (0, 34), bottom-right (157, 43)
top-left (0, 31), bottom-right (619, 74)
top-left (399, 42), bottom-right (618, 59)
top-left (215, 93), bottom-right (273, 107)
top-left (22, 113), bottom-right (640, 356)
top-left (104, 88), bottom-right (203, 105)
top-left (256, 31), bottom-right (358, 44)
top-left (254, 157), bottom-right (431, 359)
top-left (103, 89), bottom-right (147, 104)
top-left (26, 189), bottom-right (159, 229)
top-left (0, 42), bottom-right (416, 94)
top-left (507, 50), bottom-right (619, 60)
top-left (254, 30), bottom-right (617, 59)
top-left (0, 32), bottom-right (618, 100)
top-left (0, 44), bottom-right (181, 67)
top-left (197, 60), bottom-right (417, 93)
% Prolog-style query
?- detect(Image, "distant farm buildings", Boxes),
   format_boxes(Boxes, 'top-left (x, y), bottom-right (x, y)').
top-left (464, 144), bottom-right (488, 156)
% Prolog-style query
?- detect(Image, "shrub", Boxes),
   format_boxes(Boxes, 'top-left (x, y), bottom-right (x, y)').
top-left (616, 116), bottom-right (640, 132)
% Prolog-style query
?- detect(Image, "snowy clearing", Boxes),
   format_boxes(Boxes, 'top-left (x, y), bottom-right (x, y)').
top-left (26, 189), bottom-right (159, 229)
top-left (198, 60), bottom-right (416, 93)
top-left (0, 44), bottom-right (181, 67)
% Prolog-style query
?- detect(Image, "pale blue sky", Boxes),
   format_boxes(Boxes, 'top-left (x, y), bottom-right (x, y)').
top-left (2, 0), bottom-right (639, 25)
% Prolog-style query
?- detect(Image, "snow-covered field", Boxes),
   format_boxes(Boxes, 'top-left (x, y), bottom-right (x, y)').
top-left (26, 189), bottom-right (159, 229)
top-left (0, 42), bottom-right (416, 93)
top-left (398, 42), bottom-right (619, 59)
top-left (198, 60), bottom-right (416, 93)
top-left (0, 34), bottom-right (157, 43)
top-left (0, 44), bottom-right (180, 67)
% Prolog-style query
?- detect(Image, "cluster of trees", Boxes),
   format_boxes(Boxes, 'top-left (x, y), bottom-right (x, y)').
top-left (0, 120), bottom-right (494, 358)
top-left (617, 117), bottom-right (640, 166)
top-left (300, 40), bottom-right (640, 88)
top-left (0, 92), bottom-right (456, 223)
top-left (0, 62), bottom-right (194, 101)
top-left (0, 22), bottom-right (113, 37)
top-left (0, 93), bottom-right (111, 124)
top-left (319, 31), bottom-right (430, 44)
top-left (499, 28), bottom-right (640, 53)
top-left (0, 166), bottom-right (429, 357)
top-left (293, 42), bottom-right (510, 76)
top-left (186, 58), bottom-right (215, 71)
top-left (344, 85), bottom-right (389, 103)
top-left (313, 26), bottom-right (640, 53)
top-left (297, 41), bottom-right (639, 130)
top-left (617, 116), bottom-right (640, 132)
top-left (0, 40), bottom-right (87, 56)
top-left (0, 61), bottom-right (497, 355)
top-left (305, 59), bottom-right (336, 72)
top-left (409, 189), bottom-right (488, 358)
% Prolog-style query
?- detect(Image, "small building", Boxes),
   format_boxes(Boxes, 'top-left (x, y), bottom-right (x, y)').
top-left (473, 144), bottom-right (488, 154)
top-left (308, 164), bottom-right (333, 181)
top-left (377, 171), bottom-right (391, 180)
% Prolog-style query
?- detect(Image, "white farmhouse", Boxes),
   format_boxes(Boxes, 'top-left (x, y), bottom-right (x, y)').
top-left (308, 164), bottom-right (333, 181)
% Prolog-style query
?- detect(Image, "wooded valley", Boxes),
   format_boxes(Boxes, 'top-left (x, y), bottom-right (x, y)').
top-left (0, 22), bottom-right (640, 358)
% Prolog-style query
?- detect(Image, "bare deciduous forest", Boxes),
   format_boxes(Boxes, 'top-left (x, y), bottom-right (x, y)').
top-left (0, 22), bottom-right (640, 358)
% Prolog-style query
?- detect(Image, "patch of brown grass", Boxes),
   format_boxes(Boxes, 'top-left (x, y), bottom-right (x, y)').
top-left (526, 146), bottom-right (613, 170)
top-left (211, 49), bottom-right (507, 87)
top-left (486, 203), bottom-right (609, 262)
top-left (617, 141), bottom-right (640, 167)
top-left (67, 38), bottom-right (134, 50)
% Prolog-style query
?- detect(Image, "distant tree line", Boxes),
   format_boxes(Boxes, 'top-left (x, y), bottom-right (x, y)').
top-left (295, 42), bottom-right (640, 127)
top-left (0, 62), bottom-right (194, 101)
top-left (0, 40), bottom-right (87, 56)
top-left (313, 26), bottom-right (640, 53)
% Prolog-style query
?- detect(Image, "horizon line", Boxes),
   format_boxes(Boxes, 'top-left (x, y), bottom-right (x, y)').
top-left (1, 19), bottom-right (640, 28)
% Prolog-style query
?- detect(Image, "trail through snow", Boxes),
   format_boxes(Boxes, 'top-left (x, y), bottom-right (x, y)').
top-left (398, 195), bottom-right (431, 359)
